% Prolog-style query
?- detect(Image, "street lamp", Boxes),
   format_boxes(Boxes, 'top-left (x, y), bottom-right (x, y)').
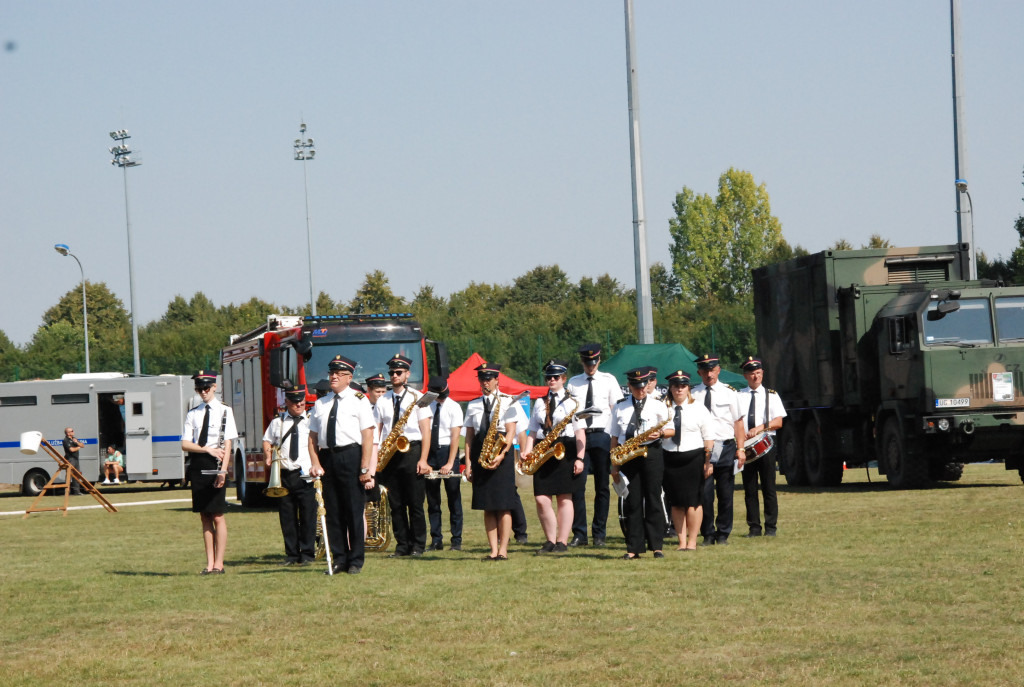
top-left (109, 129), bottom-right (141, 376)
top-left (54, 243), bottom-right (90, 374)
top-left (294, 121), bottom-right (317, 316)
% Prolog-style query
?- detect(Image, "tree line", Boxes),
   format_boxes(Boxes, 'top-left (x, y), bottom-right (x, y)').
top-left (4, 166), bottom-right (1021, 385)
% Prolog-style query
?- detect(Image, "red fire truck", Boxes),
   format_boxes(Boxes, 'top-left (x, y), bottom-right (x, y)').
top-left (221, 313), bottom-right (448, 506)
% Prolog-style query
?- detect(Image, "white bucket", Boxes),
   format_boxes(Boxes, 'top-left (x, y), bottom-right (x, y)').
top-left (20, 431), bottom-right (43, 455)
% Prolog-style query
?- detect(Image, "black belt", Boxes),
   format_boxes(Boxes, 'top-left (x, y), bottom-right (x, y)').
top-left (584, 428), bottom-right (608, 434)
top-left (721, 439), bottom-right (736, 445)
top-left (328, 444), bottom-right (358, 452)
top-left (282, 467), bottom-right (301, 474)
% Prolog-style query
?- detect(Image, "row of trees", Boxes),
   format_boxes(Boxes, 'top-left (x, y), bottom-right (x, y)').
top-left (8, 166), bottom-right (1019, 384)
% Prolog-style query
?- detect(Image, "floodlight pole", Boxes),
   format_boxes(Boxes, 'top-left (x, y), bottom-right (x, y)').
top-left (294, 121), bottom-right (317, 316)
top-left (109, 129), bottom-right (142, 376)
top-left (624, 0), bottom-right (654, 344)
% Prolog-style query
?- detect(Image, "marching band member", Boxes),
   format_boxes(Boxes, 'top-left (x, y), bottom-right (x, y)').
top-left (691, 353), bottom-right (746, 546)
top-left (737, 356), bottom-right (787, 537)
top-left (425, 375), bottom-right (465, 551)
top-left (610, 367), bottom-right (673, 560)
top-left (522, 359), bottom-right (586, 554)
top-left (566, 342), bottom-right (621, 548)
top-left (378, 353), bottom-right (433, 557)
top-left (660, 371), bottom-right (714, 551)
top-left (463, 361), bottom-right (519, 561)
top-left (261, 385), bottom-right (316, 566)
top-left (181, 370), bottom-right (239, 575)
top-left (308, 355), bottom-right (376, 575)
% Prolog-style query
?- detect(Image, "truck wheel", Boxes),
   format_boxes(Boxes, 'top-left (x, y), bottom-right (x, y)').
top-left (778, 425), bottom-right (808, 486)
top-left (881, 418), bottom-right (927, 489)
top-left (22, 469), bottom-right (49, 496)
top-left (236, 453), bottom-right (265, 507)
top-left (928, 461), bottom-right (964, 482)
top-left (802, 422), bottom-right (844, 487)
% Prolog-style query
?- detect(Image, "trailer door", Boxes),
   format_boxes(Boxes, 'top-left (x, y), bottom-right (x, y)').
top-left (124, 391), bottom-right (154, 475)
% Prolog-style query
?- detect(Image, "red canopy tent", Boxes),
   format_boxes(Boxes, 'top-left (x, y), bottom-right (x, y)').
top-left (446, 352), bottom-right (548, 402)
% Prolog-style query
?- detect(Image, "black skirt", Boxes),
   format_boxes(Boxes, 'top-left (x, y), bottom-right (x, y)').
top-left (532, 437), bottom-right (579, 496)
top-left (469, 437), bottom-right (518, 511)
top-left (662, 447), bottom-right (705, 510)
top-left (189, 453), bottom-right (227, 514)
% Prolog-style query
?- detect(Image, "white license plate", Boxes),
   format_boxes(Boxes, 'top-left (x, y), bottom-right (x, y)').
top-left (935, 398), bottom-right (970, 408)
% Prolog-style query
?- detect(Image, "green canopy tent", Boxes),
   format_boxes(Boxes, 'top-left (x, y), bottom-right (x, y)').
top-left (600, 344), bottom-right (747, 390)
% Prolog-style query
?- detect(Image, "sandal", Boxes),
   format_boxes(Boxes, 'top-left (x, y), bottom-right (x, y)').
top-left (481, 555), bottom-right (497, 561)
top-left (495, 555), bottom-right (508, 561)
top-left (210, 568), bottom-right (225, 574)
top-left (199, 568), bottom-right (212, 575)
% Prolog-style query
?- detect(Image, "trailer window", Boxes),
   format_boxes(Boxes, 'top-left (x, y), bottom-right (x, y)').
top-left (0, 395), bottom-right (37, 407)
top-left (923, 299), bottom-right (993, 345)
top-left (52, 394), bottom-right (90, 405)
top-left (995, 297), bottom-right (1024, 342)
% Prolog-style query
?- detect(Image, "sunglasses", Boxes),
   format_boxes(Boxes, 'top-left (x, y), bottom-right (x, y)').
top-left (545, 374), bottom-right (562, 380)
top-left (388, 370), bottom-right (406, 376)
top-left (195, 386), bottom-right (213, 392)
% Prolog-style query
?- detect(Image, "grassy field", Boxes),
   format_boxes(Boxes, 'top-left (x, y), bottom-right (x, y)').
top-left (2, 464), bottom-right (1022, 687)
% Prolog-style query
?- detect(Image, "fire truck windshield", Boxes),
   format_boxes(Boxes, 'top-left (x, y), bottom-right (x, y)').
top-left (305, 342), bottom-right (425, 390)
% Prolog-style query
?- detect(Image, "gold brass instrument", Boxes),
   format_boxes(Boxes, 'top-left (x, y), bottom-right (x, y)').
top-left (313, 478), bottom-right (334, 574)
top-left (376, 391), bottom-right (438, 472)
top-left (424, 470), bottom-right (463, 480)
top-left (478, 391), bottom-right (529, 469)
top-left (314, 484), bottom-right (392, 557)
top-left (516, 396), bottom-right (578, 476)
top-left (264, 447), bottom-right (289, 497)
top-left (610, 417), bottom-right (671, 467)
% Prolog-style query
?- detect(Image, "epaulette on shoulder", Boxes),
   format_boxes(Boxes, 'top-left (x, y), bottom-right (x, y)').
top-left (615, 396), bottom-right (629, 405)
top-left (767, 388), bottom-right (777, 395)
top-left (724, 384), bottom-right (738, 392)
top-left (188, 404), bottom-right (202, 413)
top-left (354, 391), bottom-right (365, 400)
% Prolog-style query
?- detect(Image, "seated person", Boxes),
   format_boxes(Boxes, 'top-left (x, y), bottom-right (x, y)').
top-left (103, 445), bottom-right (125, 484)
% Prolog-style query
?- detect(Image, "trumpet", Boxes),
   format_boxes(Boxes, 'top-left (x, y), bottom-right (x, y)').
top-left (423, 470), bottom-right (463, 480)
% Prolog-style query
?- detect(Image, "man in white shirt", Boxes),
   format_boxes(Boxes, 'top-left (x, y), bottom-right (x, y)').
top-left (425, 375), bottom-right (465, 550)
top-left (262, 385), bottom-right (316, 565)
top-left (566, 343), bottom-right (622, 547)
top-left (737, 356), bottom-right (787, 537)
top-left (690, 353), bottom-right (746, 546)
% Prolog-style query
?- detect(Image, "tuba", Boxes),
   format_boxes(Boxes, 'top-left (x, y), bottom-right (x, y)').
top-left (516, 396), bottom-right (578, 476)
top-left (478, 391), bottom-right (529, 469)
top-left (376, 391), bottom-right (438, 473)
top-left (610, 417), bottom-right (671, 467)
top-left (315, 484), bottom-right (393, 556)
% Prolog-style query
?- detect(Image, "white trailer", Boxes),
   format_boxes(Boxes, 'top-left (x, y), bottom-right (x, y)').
top-left (0, 373), bottom-right (200, 495)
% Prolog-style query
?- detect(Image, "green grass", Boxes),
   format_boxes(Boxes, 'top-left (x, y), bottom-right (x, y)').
top-left (2, 464), bottom-right (1023, 686)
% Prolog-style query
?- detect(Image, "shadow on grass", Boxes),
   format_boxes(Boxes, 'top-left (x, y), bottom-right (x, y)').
top-left (111, 570), bottom-right (177, 577)
top-left (776, 480), bottom-right (1019, 495)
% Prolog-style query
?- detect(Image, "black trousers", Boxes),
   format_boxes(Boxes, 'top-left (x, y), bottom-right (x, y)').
top-left (67, 454), bottom-right (83, 494)
top-left (511, 488), bottom-right (527, 538)
top-left (278, 469), bottom-right (317, 562)
top-left (426, 445), bottom-right (463, 546)
top-left (320, 445), bottom-right (365, 569)
top-left (741, 445), bottom-right (778, 534)
top-left (571, 431), bottom-right (611, 542)
top-left (701, 440), bottom-right (737, 542)
top-left (619, 445), bottom-right (665, 554)
top-left (383, 443), bottom-right (427, 555)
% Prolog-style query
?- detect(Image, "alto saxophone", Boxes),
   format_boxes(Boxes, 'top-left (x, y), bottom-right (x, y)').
top-left (610, 417), bottom-right (671, 467)
top-left (478, 391), bottom-right (528, 469)
top-left (376, 391), bottom-right (438, 472)
top-left (516, 396), bottom-right (578, 476)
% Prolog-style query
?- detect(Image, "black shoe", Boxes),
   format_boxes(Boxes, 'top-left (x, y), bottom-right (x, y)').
top-left (298, 559), bottom-right (314, 566)
top-left (325, 562), bottom-right (346, 575)
top-left (410, 549), bottom-right (424, 557)
top-left (592, 537), bottom-right (606, 548)
top-left (481, 555), bottom-right (497, 561)
top-left (429, 542), bottom-right (444, 551)
top-left (387, 552), bottom-right (409, 558)
top-left (569, 536), bottom-right (588, 547)
top-left (699, 538), bottom-right (716, 547)
top-left (346, 566), bottom-right (362, 575)
top-left (744, 531), bottom-right (762, 538)
top-left (536, 541), bottom-right (556, 555)
top-left (514, 534), bottom-right (528, 545)
top-left (718, 538), bottom-right (729, 546)
top-left (553, 542), bottom-right (568, 553)
top-left (622, 553), bottom-right (641, 560)
top-left (765, 530), bottom-right (777, 537)
top-left (449, 543), bottom-right (462, 551)
top-left (653, 551), bottom-right (665, 559)
top-left (280, 560), bottom-right (299, 567)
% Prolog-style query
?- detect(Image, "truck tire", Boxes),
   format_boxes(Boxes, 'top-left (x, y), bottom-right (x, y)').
top-left (803, 422), bottom-right (844, 487)
top-left (928, 461), bottom-right (964, 482)
top-left (778, 424), bottom-right (808, 486)
top-left (881, 418), bottom-right (927, 489)
top-left (22, 469), bottom-right (49, 496)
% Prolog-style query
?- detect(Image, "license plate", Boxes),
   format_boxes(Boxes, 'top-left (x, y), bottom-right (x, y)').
top-left (935, 398), bottom-right (970, 408)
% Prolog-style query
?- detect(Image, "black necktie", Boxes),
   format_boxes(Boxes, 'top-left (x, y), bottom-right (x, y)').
top-left (747, 389), bottom-right (757, 431)
top-left (431, 402), bottom-right (441, 454)
top-left (197, 405), bottom-right (210, 446)
top-left (627, 397), bottom-right (644, 438)
top-left (481, 396), bottom-right (492, 433)
top-left (544, 393), bottom-right (555, 432)
top-left (393, 392), bottom-right (402, 422)
top-left (289, 415), bottom-right (300, 459)
top-left (585, 376), bottom-right (594, 428)
top-left (674, 404), bottom-right (682, 441)
top-left (326, 396), bottom-right (339, 448)
top-left (704, 386), bottom-right (712, 412)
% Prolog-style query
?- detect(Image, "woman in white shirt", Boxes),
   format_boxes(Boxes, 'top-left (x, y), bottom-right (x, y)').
top-left (661, 370), bottom-right (714, 551)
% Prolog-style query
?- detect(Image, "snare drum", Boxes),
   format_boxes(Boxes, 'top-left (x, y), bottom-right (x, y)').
top-left (742, 433), bottom-right (774, 463)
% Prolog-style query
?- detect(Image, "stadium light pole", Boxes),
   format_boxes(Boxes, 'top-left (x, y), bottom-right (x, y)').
top-left (294, 121), bottom-right (317, 316)
top-left (53, 243), bottom-right (90, 374)
top-left (109, 129), bottom-right (142, 376)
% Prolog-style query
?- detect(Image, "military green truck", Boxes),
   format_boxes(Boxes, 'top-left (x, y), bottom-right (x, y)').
top-left (752, 243), bottom-right (1024, 488)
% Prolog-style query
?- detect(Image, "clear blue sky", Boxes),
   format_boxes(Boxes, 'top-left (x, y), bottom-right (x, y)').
top-left (2, 1), bottom-right (1022, 347)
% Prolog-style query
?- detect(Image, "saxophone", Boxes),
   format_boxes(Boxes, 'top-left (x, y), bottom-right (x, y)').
top-left (516, 395), bottom-right (578, 476)
top-left (610, 417), bottom-right (671, 467)
top-left (478, 391), bottom-right (528, 469)
top-left (376, 391), bottom-right (438, 472)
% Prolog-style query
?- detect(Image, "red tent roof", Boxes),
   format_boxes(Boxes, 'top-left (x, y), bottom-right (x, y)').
top-left (446, 352), bottom-right (548, 402)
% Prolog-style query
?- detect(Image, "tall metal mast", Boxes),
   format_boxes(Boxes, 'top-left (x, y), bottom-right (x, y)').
top-left (950, 0), bottom-right (976, 278)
